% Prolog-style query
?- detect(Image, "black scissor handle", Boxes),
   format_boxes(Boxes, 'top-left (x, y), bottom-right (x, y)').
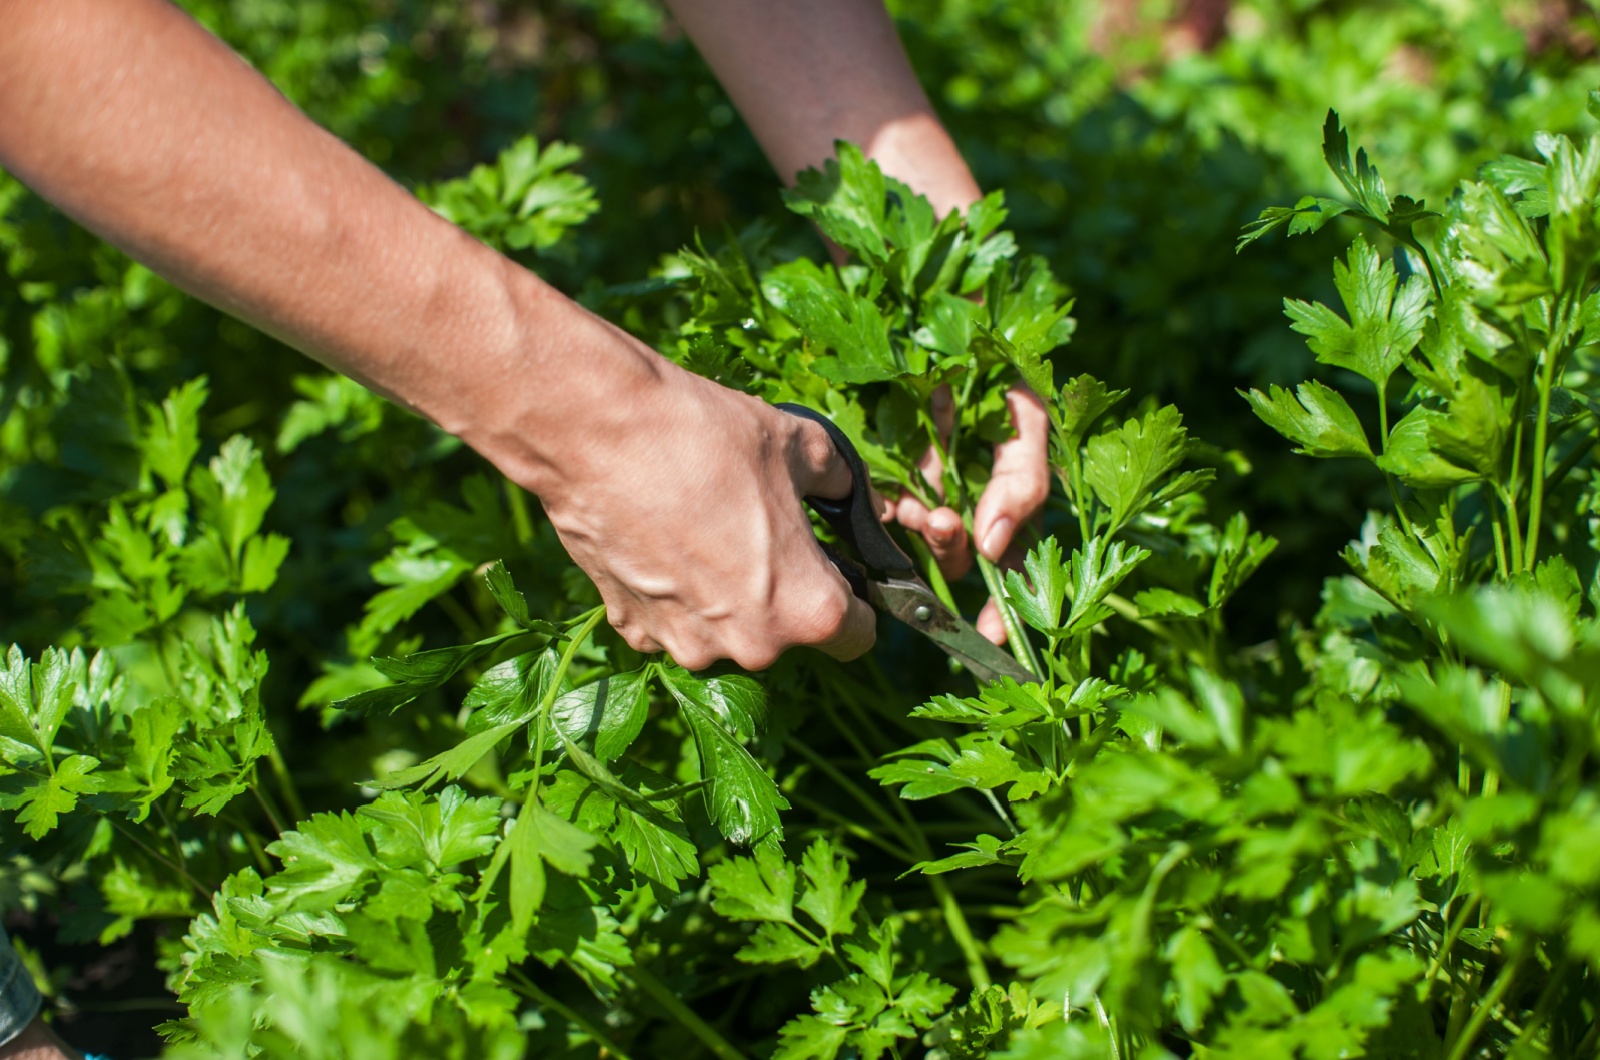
top-left (777, 403), bottom-right (915, 577)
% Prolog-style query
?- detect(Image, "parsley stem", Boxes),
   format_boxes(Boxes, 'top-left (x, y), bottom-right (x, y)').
top-left (1374, 379), bottom-right (1413, 538)
top-left (1524, 337), bottom-right (1560, 571)
top-left (1444, 949), bottom-right (1523, 1060)
top-left (627, 964), bottom-right (750, 1060)
top-left (788, 793), bottom-right (917, 863)
top-left (1423, 894), bottom-right (1480, 986)
top-left (109, 819), bottom-right (209, 903)
top-left (528, 606), bottom-right (606, 805)
top-left (907, 532), bottom-right (958, 612)
top-left (976, 552), bottom-right (1042, 678)
top-left (509, 970), bottom-right (636, 1060)
top-left (265, 743), bottom-right (306, 823)
top-left (931, 874), bottom-right (992, 990)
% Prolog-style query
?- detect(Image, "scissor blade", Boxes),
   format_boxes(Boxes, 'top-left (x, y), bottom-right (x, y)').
top-left (870, 578), bottom-right (1042, 686)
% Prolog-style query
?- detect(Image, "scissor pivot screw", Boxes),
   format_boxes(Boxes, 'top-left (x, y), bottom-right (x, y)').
top-left (912, 605), bottom-right (933, 623)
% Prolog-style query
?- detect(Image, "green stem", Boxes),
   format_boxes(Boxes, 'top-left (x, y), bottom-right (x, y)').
top-left (907, 532), bottom-right (959, 613)
top-left (266, 743), bottom-right (306, 823)
top-left (1424, 895), bottom-right (1480, 987)
top-left (250, 778), bottom-right (287, 837)
top-left (504, 478), bottom-right (536, 546)
top-left (930, 875), bottom-right (992, 989)
top-left (1489, 495), bottom-right (1511, 582)
top-left (1542, 428), bottom-right (1595, 496)
top-left (510, 970), bottom-right (636, 1060)
top-left (628, 964), bottom-right (750, 1060)
top-left (529, 607), bottom-right (606, 804)
top-left (788, 793), bottom-right (918, 863)
top-left (1513, 957), bottom-right (1571, 1054)
top-left (1482, 680), bottom-right (1511, 797)
top-left (976, 553), bottom-right (1042, 678)
top-left (1375, 380), bottom-right (1414, 537)
top-left (109, 819), bottom-right (209, 902)
top-left (1525, 340), bottom-right (1560, 572)
top-left (788, 737), bottom-right (907, 842)
top-left (1445, 953), bottom-right (1523, 1060)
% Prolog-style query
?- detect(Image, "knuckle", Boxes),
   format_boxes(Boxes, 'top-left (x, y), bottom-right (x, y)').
top-left (790, 586), bottom-right (851, 644)
top-left (669, 644), bottom-right (717, 672)
top-left (732, 646), bottom-right (781, 673)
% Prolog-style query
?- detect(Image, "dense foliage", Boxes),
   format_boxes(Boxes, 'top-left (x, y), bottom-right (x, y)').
top-left (2, 2), bottom-right (1599, 1058)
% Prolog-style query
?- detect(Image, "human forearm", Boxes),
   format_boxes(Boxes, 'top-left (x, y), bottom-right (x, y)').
top-left (662, 0), bottom-right (981, 215)
top-left (0, 0), bottom-right (660, 492)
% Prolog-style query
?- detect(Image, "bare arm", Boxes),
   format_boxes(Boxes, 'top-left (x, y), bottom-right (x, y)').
top-left (666, 0), bottom-right (1050, 642)
top-left (663, 0), bottom-right (981, 216)
top-left (0, 0), bottom-right (874, 670)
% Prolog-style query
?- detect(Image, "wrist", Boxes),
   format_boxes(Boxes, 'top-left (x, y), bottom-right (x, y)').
top-left (431, 262), bottom-right (673, 503)
top-left (862, 112), bottom-right (983, 218)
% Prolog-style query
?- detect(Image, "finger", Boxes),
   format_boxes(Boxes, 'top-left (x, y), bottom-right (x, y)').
top-left (894, 492), bottom-right (932, 534)
top-left (973, 386), bottom-right (1051, 562)
top-left (976, 597), bottom-right (1007, 646)
top-left (923, 505), bottom-right (972, 580)
top-left (872, 487), bottom-right (895, 522)
top-left (806, 571), bottom-right (878, 663)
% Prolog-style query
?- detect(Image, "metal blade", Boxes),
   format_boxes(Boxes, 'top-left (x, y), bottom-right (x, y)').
top-left (869, 577), bottom-right (1041, 686)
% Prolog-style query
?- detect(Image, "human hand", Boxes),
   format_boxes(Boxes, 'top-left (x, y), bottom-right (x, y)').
top-left (885, 384), bottom-right (1051, 645)
top-left (500, 317), bottom-right (877, 672)
top-left (0, 1018), bottom-right (81, 1060)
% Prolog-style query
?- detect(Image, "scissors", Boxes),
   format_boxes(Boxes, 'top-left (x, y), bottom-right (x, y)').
top-left (778, 403), bottom-right (1041, 686)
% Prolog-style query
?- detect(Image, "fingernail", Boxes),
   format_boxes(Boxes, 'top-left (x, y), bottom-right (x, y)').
top-left (981, 518), bottom-right (1012, 561)
top-left (928, 513), bottom-right (958, 545)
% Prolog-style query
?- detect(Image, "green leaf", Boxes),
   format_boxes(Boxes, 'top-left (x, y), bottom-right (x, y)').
top-left (1237, 195), bottom-right (1351, 251)
top-left (5, 754), bottom-right (102, 838)
top-left (1084, 405), bottom-right (1191, 532)
top-left (610, 802), bottom-right (698, 896)
top-left (0, 645), bottom-right (77, 759)
top-left (1208, 512), bottom-right (1278, 609)
top-left (908, 833), bottom-right (1011, 876)
top-left (507, 805), bottom-right (545, 937)
top-left (709, 844), bottom-right (795, 923)
top-left (1051, 374), bottom-right (1127, 451)
top-left (784, 142), bottom-right (893, 264)
top-left (550, 669), bottom-right (650, 762)
top-left (1284, 237), bottom-right (1430, 392)
top-left (797, 839), bottom-right (864, 939)
top-left (337, 629), bottom-right (534, 716)
top-left (660, 666), bottom-right (786, 845)
top-left (1376, 407), bottom-right (1482, 489)
top-left (265, 811), bottom-right (381, 911)
top-left (1241, 381), bottom-right (1372, 459)
top-left (1321, 110), bottom-right (1391, 223)
top-left (358, 786), bottom-right (502, 870)
top-left (774, 273), bottom-right (903, 384)
top-left (772, 1015), bottom-right (849, 1060)
top-left (368, 719), bottom-right (523, 791)
top-left (1003, 537), bottom-right (1068, 635)
top-left (139, 377), bottom-right (208, 490)
top-left (1167, 926), bottom-right (1226, 1033)
top-left (1064, 537), bottom-right (1150, 637)
top-left (483, 561), bottom-right (531, 628)
top-left (738, 922), bottom-right (826, 966)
